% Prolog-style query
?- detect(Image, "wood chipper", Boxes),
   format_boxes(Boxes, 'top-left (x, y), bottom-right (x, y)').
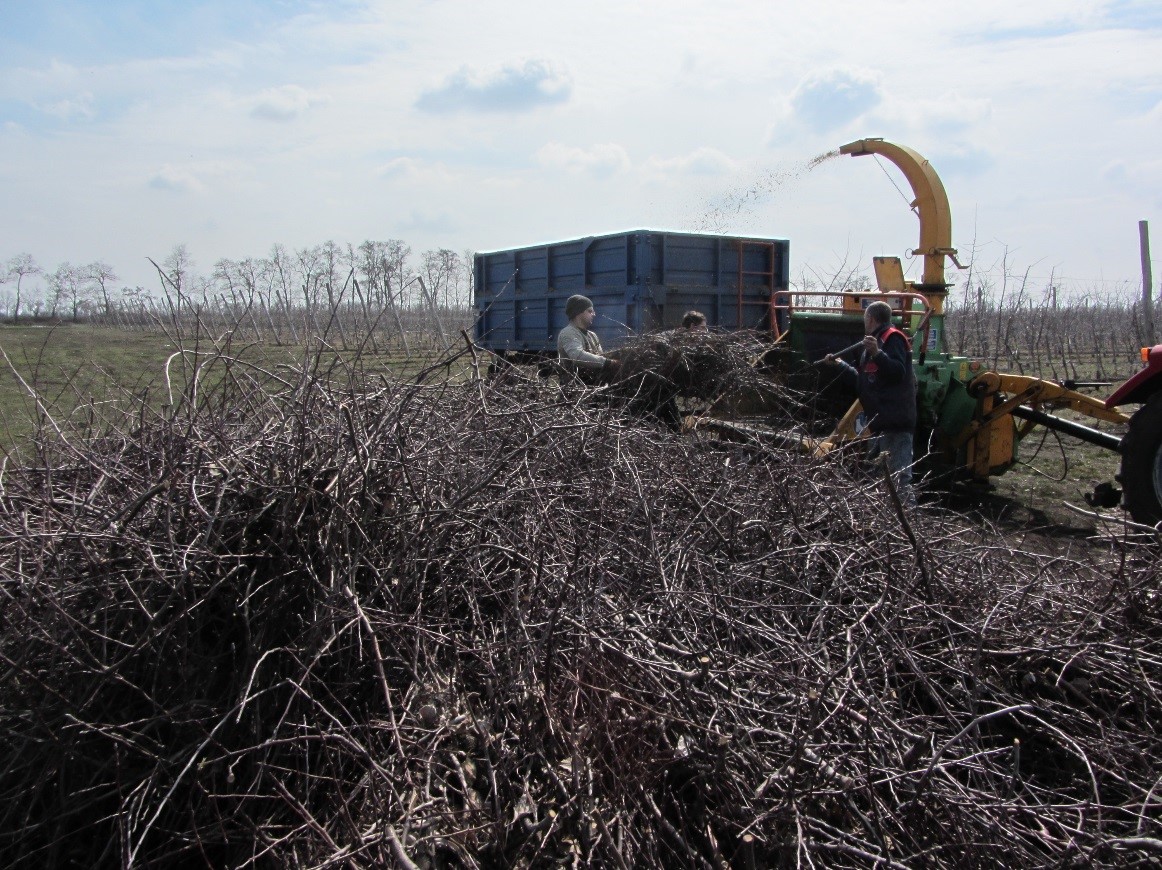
top-left (789, 138), bottom-right (1162, 525)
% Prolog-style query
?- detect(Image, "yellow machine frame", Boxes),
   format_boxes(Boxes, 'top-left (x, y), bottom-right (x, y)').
top-left (957, 373), bottom-right (1129, 480)
top-left (814, 375), bottom-right (1130, 475)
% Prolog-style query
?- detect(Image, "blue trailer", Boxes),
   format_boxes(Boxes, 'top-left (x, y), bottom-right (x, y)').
top-left (473, 229), bottom-right (790, 356)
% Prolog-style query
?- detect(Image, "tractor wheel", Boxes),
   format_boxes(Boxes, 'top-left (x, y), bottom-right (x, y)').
top-left (1120, 392), bottom-right (1162, 525)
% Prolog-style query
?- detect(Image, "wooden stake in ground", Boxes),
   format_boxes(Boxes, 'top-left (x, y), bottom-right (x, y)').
top-left (1141, 219), bottom-right (1155, 346)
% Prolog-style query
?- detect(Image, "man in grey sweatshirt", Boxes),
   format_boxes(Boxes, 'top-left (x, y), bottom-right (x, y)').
top-left (558, 295), bottom-right (618, 381)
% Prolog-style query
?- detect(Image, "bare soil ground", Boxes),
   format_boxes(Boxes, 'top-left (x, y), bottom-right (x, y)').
top-left (930, 426), bottom-right (1133, 551)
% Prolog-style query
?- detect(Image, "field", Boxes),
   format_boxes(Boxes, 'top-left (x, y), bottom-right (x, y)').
top-left (0, 323), bottom-right (434, 452)
top-left (0, 317), bottom-right (1158, 868)
top-left (0, 324), bottom-right (179, 447)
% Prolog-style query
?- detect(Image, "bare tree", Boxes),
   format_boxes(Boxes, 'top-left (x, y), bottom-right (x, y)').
top-left (421, 249), bottom-right (462, 346)
top-left (458, 249), bottom-right (475, 309)
top-left (425, 249), bottom-right (461, 309)
top-left (6, 253), bottom-right (43, 323)
top-left (47, 262), bottom-right (89, 321)
top-left (85, 261), bottom-right (118, 321)
top-left (120, 286), bottom-right (154, 328)
top-left (213, 257), bottom-right (268, 342)
top-left (355, 240), bottom-right (412, 353)
top-left (382, 240), bottom-right (414, 352)
top-left (268, 244), bottom-right (301, 346)
top-left (147, 243), bottom-right (197, 334)
top-left (316, 240), bottom-right (352, 349)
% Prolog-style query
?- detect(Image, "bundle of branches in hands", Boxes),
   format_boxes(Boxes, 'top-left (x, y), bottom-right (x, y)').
top-left (610, 330), bottom-right (764, 399)
top-left (604, 329), bottom-right (803, 420)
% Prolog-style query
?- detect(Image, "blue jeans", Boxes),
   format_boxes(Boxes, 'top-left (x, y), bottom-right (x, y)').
top-left (869, 430), bottom-right (915, 505)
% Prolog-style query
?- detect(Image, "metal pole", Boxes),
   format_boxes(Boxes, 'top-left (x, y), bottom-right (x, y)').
top-left (1011, 405), bottom-right (1122, 452)
top-left (1141, 220), bottom-right (1155, 346)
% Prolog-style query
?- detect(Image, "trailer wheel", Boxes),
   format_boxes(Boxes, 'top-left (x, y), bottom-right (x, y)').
top-left (1120, 392), bottom-right (1162, 525)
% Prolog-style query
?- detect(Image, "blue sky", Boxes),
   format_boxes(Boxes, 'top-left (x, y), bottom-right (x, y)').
top-left (1, 0), bottom-right (1159, 296)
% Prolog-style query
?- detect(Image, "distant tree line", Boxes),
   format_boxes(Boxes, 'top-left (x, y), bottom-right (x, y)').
top-left (3, 241), bottom-right (1153, 376)
top-left (1, 241), bottom-right (476, 353)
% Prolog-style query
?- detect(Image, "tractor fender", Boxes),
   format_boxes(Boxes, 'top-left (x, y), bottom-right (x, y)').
top-left (1106, 345), bottom-right (1162, 408)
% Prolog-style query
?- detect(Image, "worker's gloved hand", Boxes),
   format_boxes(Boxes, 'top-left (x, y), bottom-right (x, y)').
top-left (822, 353), bottom-right (838, 365)
top-left (862, 336), bottom-right (879, 356)
top-left (604, 358), bottom-right (621, 370)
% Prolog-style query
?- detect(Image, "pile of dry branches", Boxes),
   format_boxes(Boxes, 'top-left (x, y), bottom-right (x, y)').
top-left (601, 330), bottom-right (832, 431)
top-left (613, 331), bottom-right (775, 400)
top-left (1, 345), bottom-right (1159, 868)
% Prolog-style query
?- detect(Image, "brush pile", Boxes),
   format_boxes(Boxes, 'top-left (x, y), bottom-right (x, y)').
top-left (1, 347), bottom-right (1160, 868)
top-left (603, 330), bottom-right (828, 430)
top-left (612, 331), bottom-right (774, 400)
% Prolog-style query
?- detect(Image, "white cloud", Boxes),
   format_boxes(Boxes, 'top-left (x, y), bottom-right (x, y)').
top-left (377, 157), bottom-right (421, 179)
top-left (4, 59), bottom-right (97, 121)
top-left (873, 91), bottom-right (994, 135)
top-left (645, 147), bottom-right (737, 177)
top-left (788, 68), bottom-right (884, 133)
top-left (1103, 157), bottom-right (1162, 188)
top-left (416, 59), bottom-right (572, 114)
top-left (928, 145), bottom-right (996, 177)
top-left (36, 92), bottom-right (96, 121)
top-left (4, 58), bottom-right (81, 94)
top-left (395, 209), bottom-right (457, 234)
top-left (249, 85), bottom-right (327, 121)
top-left (1102, 160), bottom-right (1129, 184)
top-left (147, 164), bottom-right (205, 193)
top-left (376, 157), bottom-right (454, 185)
top-left (536, 142), bottom-right (630, 176)
top-left (765, 67), bottom-right (886, 145)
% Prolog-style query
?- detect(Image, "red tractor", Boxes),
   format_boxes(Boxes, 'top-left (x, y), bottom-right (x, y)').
top-left (1107, 345), bottom-right (1162, 525)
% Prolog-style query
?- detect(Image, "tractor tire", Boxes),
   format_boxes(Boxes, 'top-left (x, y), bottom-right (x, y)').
top-left (1120, 392), bottom-right (1162, 525)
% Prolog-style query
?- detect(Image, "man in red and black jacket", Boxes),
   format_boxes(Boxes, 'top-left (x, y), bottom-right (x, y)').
top-left (825, 300), bottom-right (917, 503)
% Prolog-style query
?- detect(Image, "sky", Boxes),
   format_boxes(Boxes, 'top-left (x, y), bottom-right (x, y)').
top-left (1, 0), bottom-right (1160, 300)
